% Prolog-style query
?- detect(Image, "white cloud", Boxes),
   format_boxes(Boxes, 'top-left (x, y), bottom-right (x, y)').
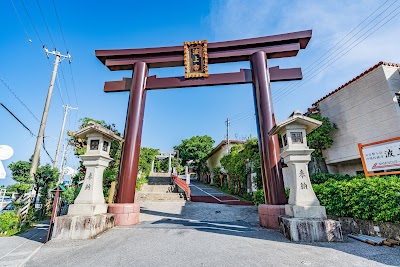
top-left (206, 0), bottom-right (400, 119)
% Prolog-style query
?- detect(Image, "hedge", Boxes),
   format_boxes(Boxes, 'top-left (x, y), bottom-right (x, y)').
top-left (310, 172), bottom-right (363, 184)
top-left (313, 176), bottom-right (400, 223)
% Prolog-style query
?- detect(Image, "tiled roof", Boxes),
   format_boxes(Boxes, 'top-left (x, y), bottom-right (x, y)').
top-left (313, 62), bottom-right (400, 105)
top-left (207, 140), bottom-right (246, 158)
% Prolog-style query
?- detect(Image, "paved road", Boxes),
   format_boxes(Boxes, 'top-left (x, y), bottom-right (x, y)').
top-left (0, 221), bottom-right (48, 267)
top-left (189, 180), bottom-right (253, 205)
top-left (24, 203), bottom-right (399, 267)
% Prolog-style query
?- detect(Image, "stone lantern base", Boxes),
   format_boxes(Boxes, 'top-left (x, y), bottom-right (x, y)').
top-left (278, 216), bottom-right (343, 242)
top-left (52, 213), bottom-right (114, 240)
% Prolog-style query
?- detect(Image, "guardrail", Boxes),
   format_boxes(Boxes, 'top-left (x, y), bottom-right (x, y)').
top-left (171, 174), bottom-right (191, 199)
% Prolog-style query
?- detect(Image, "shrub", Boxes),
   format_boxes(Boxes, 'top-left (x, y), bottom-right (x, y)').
top-left (313, 176), bottom-right (400, 223)
top-left (310, 172), bottom-right (355, 184)
top-left (0, 212), bottom-right (20, 235)
top-left (253, 189), bottom-right (265, 206)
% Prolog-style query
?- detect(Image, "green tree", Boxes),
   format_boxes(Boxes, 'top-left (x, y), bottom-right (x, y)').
top-left (8, 161), bottom-right (32, 196)
top-left (307, 114), bottom-right (337, 159)
top-left (138, 147), bottom-right (159, 176)
top-left (174, 135), bottom-right (215, 177)
top-left (219, 138), bottom-right (263, 196)
top-left (34, 164), bottom-right (59, 215)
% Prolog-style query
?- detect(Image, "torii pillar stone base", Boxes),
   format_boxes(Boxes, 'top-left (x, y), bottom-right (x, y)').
top-left (108, 203), bottom-right (140, 226)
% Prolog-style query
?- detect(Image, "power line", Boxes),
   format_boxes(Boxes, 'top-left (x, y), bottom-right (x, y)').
top-left (50, 0), bottom-right (79, 109)
top-left (10, 0), bottom-right (32, 42)
top-left (273, 0), bottom-right (399, 100)
top-left (19, 0), bottom-right (44, 46)
top-left (0, 76), bottom-right (40, 122)
top-left (68, 61), bottom-right (79, 108)
top-left (51, 0), bottom-right (68, 51)
top-left (35, 0), bottom-right (56, 48)
top-left (0, 103), bottom-right (35, 136)
top-left (274, 3), bottom-right (400, 103)
top-left (302, 0), bottom-right (393, 75)
top-left (59, 63), bottom-right (71, 104)
top-left (42, 137), bottom-right (55, 163)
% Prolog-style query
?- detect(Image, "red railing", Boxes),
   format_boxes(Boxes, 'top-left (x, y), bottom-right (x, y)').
top-left (172, 174), bottom-right (190, 199)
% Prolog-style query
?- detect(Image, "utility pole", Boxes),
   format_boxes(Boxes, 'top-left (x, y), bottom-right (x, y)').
top-left (21, 48), bottom-right (71, 221)
top-left (54, 105), bottom-right (77, 169)
top-left (225, 118), bottom-right (230, 153)
top-left (58, 143), bottom-right (70, 184)
top-left (30, 48), bottom-right (71, 179)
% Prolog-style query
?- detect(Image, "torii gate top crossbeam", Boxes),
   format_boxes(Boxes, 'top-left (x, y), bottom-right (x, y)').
top-left (95, 30), bottom-right (312, 70)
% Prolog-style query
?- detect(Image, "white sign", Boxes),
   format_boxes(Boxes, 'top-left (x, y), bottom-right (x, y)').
top-left (0, 145), bottom-right (14, 179)
top-left (63, 167), bottom-right (77, 176)
top-left (361, 139), bottom-right (400, 172)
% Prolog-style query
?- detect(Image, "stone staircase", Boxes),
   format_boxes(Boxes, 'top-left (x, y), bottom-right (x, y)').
top-left (136, 174), bottom-right (185, 202)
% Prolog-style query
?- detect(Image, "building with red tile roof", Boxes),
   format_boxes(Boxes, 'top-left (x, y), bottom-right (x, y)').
top-left (308, 62), bottom-right (400, 175)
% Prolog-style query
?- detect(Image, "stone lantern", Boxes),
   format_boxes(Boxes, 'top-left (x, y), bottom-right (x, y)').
top-left (269, 111), bottom-right (342, 242)
top-left (52, 121), bottom-right (123, 240)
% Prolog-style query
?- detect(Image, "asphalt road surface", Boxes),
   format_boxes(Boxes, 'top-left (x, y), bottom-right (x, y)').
top-left (21, 202), bottom-right (400, 267)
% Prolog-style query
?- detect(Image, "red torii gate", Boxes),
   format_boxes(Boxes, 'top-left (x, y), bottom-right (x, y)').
top-left (95, 30), bottom-right (312, 226)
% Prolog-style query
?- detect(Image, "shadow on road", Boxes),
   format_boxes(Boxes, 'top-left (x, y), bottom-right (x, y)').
top-left (140, 203), bottom-right (399, 266)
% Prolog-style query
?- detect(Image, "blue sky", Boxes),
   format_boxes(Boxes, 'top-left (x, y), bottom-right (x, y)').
top-left (1, 0), bottom-right (400, 186)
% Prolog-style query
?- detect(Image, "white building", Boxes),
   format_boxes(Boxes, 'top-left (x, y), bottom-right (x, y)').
top-left (309, 62), bottom-right (400, 175)
top-left (207, 140), bottom-right (245, 171)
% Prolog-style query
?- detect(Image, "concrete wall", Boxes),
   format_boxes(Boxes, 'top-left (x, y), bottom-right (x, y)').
top-left (207, 145), bottom-right (227, 171)
top-left (318, 65), bottom-right (400, 170)
top-left (207, 143), bottom-right (238, 171)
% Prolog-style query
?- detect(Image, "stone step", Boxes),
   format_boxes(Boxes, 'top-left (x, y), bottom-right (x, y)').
top-left (139, 184), bottom-right (172, 193)
top-left (149, 172), bottom-right (171, 177)
top-left (136, 193), bottom-right (185, 202)
top-left (147, 176), bottom-right (171, 185)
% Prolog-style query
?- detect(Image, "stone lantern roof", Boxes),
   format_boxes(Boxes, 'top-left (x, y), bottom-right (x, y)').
top-left (74, 121), bottom-right (124, 142)
top-left (268, 110), bottom-right (322, 136)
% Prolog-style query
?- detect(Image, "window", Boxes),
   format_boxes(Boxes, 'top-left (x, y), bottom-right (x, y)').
top-left (282, 134), bottom-right (288, 146)
top-left (291, 132), bottom-right (303, 143)
top-left (90, 140), bottom-right (99, 150)
top-left (103, 141), bottom-right (109, 152)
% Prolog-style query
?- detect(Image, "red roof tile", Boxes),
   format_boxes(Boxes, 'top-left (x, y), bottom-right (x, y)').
top-left (313, 62), bottom-right (400, 106)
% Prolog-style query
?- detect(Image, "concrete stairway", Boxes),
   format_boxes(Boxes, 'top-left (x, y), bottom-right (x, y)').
top-left (136, 175), bottom-right (185, 202)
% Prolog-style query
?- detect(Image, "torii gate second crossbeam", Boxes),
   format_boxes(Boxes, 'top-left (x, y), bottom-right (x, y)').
top-left (95, 29), bottom-right (312, 226)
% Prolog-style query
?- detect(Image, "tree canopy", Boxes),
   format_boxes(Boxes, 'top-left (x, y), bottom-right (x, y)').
top-left (307, 114), bottom-right (337, 159)
top-left (173, 135), bottom-right (214, 172)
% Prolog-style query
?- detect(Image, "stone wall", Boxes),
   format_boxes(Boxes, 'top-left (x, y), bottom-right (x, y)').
top-left (330, 216), bottom-right (400, 241)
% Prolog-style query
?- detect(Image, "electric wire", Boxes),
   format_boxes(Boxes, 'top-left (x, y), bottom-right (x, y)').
top-left (0, 103), bottom-right (35, 136)
top-left (275, 5), bottom-right (400, 103)
top-left (1, 100), bottom-right (56, 163)
top-left (50, 0), bottom-right (79, 110)
top-left (42, 137), bottom-right (55, 163)
top-left (273, 0), bottom-right (399, 101)
top-left (273, 0), bottom-right (396, 98)
top-left (35, 0), bottom-right (56, 48)
top-left (51, 0), bottom-right (68, 51)
top-left (59, 63), bottom-right (71, 105)
top-left (302, 0), bottom-right (394, 76)
top-left (19, 0), bottom-right (44, 46)
top-left (0, 76), bottom-right (40, 123)
top-left (10, 0), bottom-right (32, 42)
